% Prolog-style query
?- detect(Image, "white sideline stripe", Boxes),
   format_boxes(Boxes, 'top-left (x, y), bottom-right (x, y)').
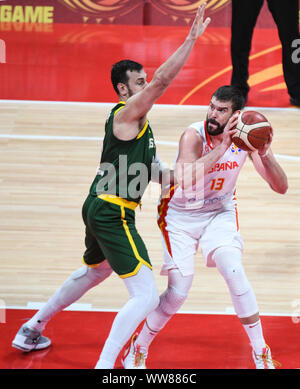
top-left (0, 133), bottom-right (179, 146)
top-left (5, 304), bottom-right (297, 318)
top-left (0, 134), bottom-right (104, 142)
top-left (275, 154), bottom-right (300, 161)
top-left (0, 133), bottom-right (299, 161)
top-left (0, 99), bottom-right (299, 112)
top-left (26, 302), bottom-right (93, 311)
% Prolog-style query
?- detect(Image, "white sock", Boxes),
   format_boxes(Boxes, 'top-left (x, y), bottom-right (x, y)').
top-left (136, 269), bottom-right (193, 354)
top-left (26, 263), bottom-right (112, 332)
top-left (136, 320), bottom-right (159, 355)
top-left (242, 319), bottom-right (266, 354)
top-left (95, 339), bottom-right (122, 369)
top-left (96, 265), bottom-right (159, 368)
top-left (136, 289), bottom-right (175, 354)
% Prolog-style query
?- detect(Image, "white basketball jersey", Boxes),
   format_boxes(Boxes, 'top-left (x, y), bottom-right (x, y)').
top-left (168, 121), bottom-right (248, 212)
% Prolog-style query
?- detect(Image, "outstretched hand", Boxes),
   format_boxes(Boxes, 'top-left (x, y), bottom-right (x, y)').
top-left (187, 3), bottom-right (211, 41)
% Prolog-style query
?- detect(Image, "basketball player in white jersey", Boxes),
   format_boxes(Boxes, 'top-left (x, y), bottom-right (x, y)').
top-left (122, 85), bottom-right (288, 369)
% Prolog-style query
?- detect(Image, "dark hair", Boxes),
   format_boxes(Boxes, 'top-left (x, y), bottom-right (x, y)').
top-left (211, 85), bottom-right (245, 111)
top-left (111, 60), bottom-right (143, 95)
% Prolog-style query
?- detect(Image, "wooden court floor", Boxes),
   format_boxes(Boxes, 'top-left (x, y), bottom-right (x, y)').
top-left (0, 101), bottom-right (299, 317)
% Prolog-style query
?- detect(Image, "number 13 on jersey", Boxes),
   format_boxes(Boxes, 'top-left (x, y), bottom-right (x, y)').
top-left (210, 178), bottom-right (225, 191)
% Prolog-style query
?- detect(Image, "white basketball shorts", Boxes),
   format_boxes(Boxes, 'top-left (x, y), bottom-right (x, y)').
top-left (157, 205), bottom-right (244, 276)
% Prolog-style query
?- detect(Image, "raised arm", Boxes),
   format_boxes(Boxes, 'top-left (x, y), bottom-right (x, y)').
top-left (114, 4), bottom-right (211, 140)
top-left (133, 4), bottom-right (211, 116)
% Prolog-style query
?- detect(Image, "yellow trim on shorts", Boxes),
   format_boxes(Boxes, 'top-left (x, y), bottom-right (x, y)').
top-left (119, 261), bottom-right (143, 279)
top-left (119, 205), bottom-right (152, 278)
top-left (97, 194), bottom-right (139, 210)
top-left (82, 257), bottom-right (99, 268)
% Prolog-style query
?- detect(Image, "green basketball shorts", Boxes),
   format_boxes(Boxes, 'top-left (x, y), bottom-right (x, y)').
top-left (81, 194), bottom-right (152, 278)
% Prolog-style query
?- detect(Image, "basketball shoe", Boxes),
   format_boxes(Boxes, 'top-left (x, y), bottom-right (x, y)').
top-left (122, 333), bottom-right (147, 369)
top-left (252, 345), bottom-right (280, 369)
top-left (12, 324), bottom-right (51, 352)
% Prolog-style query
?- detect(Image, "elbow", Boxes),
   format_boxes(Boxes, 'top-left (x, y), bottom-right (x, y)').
top-left (279, 184), bottom-right (288, 195)
top-left (280, 176), bottom-right (289, 194)
top-left (272, 181), bottom-right (288, 195)
top-left (270, 173), bottom-right (288, 195)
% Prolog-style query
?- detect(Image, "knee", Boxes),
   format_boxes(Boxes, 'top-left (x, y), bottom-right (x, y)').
top-left (213, 247), bottom-right (250, 296)
top-left (131, 285), bottom-right (159, 318)
top-left (152, 292), bottom-right (160, 313)
top-left (222, 263), bottom-right (250, 296)
top-left (145, 285), bottom-right (160, 314)
top-left (89, 262), bottom-right (113, 285)
top-left (159, 285), bottom-right (188, 316)
top-left (212, 248), bottom-right (258, 318)
top-left (71, 261), bottom-right (113, 286)
top-left (132, 277), bottom-right (160, 314)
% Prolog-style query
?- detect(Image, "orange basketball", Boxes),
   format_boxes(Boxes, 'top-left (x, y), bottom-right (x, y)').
top-left (232, 111), bottom-right (272, 152)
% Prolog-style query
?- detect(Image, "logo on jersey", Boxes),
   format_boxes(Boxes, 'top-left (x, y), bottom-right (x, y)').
top-left (230, 144), bottom-right (242, 154)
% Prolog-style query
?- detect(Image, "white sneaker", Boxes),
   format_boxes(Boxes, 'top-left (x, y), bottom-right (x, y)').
top-left (12, 324), bottom-right (51, 352)
top-left (122, 333), bottom-right (147, 369)
top-left (252, 345), bottom-right (280, 369)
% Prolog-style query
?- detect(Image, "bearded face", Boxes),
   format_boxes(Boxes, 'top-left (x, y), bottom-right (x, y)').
top-left (206, 116), bottom-right (227, 136)
top-left (206, 97), bottom-right (233, 136)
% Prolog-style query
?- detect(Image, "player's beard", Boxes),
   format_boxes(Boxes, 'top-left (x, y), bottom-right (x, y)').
top-left (126, 83), bottom-right (134, 97)
top-left (206, 115), bottom-right (226, 136)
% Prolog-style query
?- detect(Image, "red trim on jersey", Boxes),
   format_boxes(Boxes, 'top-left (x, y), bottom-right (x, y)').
top-left (235, 206), bottom-right (239, 232)
top-left (204, 120), bottom-right (213, 150)
top-left (157, 185), bottom-right (177, 257)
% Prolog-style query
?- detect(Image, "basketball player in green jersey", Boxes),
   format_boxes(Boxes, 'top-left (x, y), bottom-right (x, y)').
top-left (12, 5), bottom-right (211, 369)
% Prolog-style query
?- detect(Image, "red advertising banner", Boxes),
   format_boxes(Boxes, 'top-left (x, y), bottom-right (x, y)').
top-left (0, 1), bottom-right (297, 105)
top-left (0, 0), bottom-right (231, 26)
top-left (0, 0), bottom-right (297, 27)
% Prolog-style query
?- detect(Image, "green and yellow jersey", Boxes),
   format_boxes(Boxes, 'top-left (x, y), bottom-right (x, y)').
top-left (89, 101), bottom-right (156, 204)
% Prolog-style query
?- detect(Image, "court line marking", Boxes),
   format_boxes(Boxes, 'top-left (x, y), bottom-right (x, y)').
top-left (0, 99), bottom-right (299, 112)
top-left (0, 133), bottom-right (179, 146)
top-left (5, 304), bottom-right (297, 318)
top-left (1, 99), bottom-right (299, 162)
top-left (0, 133), bottom-right (299, 162)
